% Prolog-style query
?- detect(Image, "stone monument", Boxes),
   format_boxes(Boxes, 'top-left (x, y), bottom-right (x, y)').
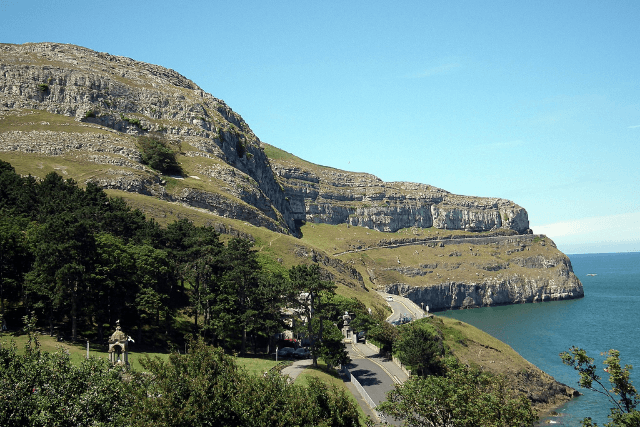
top-left (341, 311), bottom-right (352, 341)
top-left (108, 321), bottom-right (130, 367)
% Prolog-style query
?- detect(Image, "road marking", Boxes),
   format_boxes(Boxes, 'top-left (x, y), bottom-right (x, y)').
top-left (396, 298), bottom-right (419, 318)
top-left (350, 343), bottom-right (402, 385)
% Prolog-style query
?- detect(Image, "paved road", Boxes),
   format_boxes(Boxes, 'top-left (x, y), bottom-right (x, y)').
top-left (347, 342), bottom-right (408, 426)
top-left (378, 290), bottom-right (425, 323)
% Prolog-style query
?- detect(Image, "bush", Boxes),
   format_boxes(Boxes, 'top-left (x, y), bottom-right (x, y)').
top-left (379, 358), bottom-right (537, 426)
top-left (137, 135), bottom-right (182, 175)
top-left (38, 84), bottom-right (48, 92)
top-left (395, 319), bottom-right (445, 376)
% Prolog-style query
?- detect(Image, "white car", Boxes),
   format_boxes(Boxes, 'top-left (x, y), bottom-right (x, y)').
top-left (386, 296), bottom-right (393, 302)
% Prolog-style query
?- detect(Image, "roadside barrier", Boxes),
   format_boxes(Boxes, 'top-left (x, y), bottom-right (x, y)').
top-left (341, 366), bottom-right (386, 423)
top-left (364, 341), bottom-right (412, 377)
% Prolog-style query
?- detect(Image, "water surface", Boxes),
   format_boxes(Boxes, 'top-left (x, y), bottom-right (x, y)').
top-left (439, 252), bottom-right (640, 426)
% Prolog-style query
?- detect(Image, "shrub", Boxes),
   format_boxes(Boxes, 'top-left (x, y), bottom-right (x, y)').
top-left (38, 83), bottom-right (48, 92)
top-left (137, 135), bottom-right (182, 175)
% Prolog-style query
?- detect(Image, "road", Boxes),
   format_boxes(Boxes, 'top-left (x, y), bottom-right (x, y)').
top-left (377, 290), bottom-right (425, 323)
top-left (347, 341), bottom-right (408, 426)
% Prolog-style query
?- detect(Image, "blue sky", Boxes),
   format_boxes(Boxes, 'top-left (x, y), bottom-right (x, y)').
top-left (2, 1), bottom-right (639, 254)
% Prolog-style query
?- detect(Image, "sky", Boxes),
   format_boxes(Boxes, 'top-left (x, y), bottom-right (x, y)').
top-left (1, 1), bottom-right (639, 254)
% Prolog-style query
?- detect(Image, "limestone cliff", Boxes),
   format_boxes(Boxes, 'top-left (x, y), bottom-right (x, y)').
top-left (266, 143), bottom-right (531, 234)
top-left (369, 233), bottom-right (583, 310)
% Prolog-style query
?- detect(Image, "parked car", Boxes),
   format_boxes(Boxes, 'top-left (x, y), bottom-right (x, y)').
top-left (277, 347), bottom-right (296, 358)
top-left (386, 296), bottom-right (393, 302)
top-left (356, 331), bottom-right (366, 342)
top-left (293, 348), bottom-right (310, 359)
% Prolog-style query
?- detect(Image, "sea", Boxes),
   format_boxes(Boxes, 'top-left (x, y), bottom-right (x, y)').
top-left (439, 252), bottom-right (640, 426)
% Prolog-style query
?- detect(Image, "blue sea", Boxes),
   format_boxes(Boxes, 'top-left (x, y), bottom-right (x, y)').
top-left (439, 252), bottom-right (640, 426)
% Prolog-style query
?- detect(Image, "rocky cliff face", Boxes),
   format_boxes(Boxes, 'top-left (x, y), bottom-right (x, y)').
top-left (377, 234), bottom-right (584, 310)
top-left (267, 144), bottom-right (530, 234)
top-left (0, 42), bottom-right (531, 237)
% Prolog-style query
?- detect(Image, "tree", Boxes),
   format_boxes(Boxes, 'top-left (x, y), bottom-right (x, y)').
top-left (395, 319), bottom-right (445, 377)
top-left (25, 213), bottom-right (96, 341)
top-left (378, 358), bottom-right (537, 427)
top-left (315, 318), bottom-right (350, 368)
top-left (560, 347), bottom-right (640, 426)
top-left (249, 270), bottom-right (290, 354)
top-left (368, 319), bottom-right (399, 354)
top-left (0, 215), bottom-right (31, 329)
top-left (128, 243), bottom-right (172, 344)
top-left (128, 336), bottom-right (360, 427)
top-left (137, 134), bottom-right (182, 175)
top-left (321, 293), bottom-right (378, 335)
top-left (289, 264), bottom-right (337, 367)
top-left (0, 314), bottom-right (130, 427)
top-left (92, 233), bottom-right (137, 341)
top-left (219, 238), bottom-right (261, 354)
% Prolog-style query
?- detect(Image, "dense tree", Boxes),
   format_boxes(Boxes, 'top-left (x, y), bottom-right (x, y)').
top-left (561, 347), bottom-right (640, 426)
top-left (137, 134), bottom-right (182, 175)
top-left (368, 319), bottom-right (399, 354)
top-left (219, 238), bottom-right (261, 354)
top-left (379, 358), bottom-right (537, 427)
top-left (181, 226), bottom-right (224, 339)
top-left (1, 324), bottom-right (361, 426)
top-left (25, 213), bottom-right (96, 341)
top-left (289, 264), bottom-right (337, 367)
top-left (395, 319), bottom-right (445, 377)
top-left (92, 233), bottom-right (137, 341)
top-left (0, 160), bottom-right (37, 216)
top-left (0, 215), bottom-right (30, 329)
top-left (0, 315), bottom-right (130, 427)
top-left (315, 318), bottom-right (350, 368)
top-left (129, 243), bottom-right (172, 344)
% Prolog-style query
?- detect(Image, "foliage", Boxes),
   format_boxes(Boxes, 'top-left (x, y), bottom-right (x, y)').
top-left (367, 319), bottom-right (399, 353)
top-left (0, 159), bottom-right (366, 360)
top-left (560, 347), bottom-right (640, 426)
top-left (38, 83), bottom-right (48, 92)
top-left (378, 358), bottom-right (537, 427)
top-left (314, 319), bottom-right (350, 367)
top-left (137, 135), bottom-right (182, 175)
top-left (128, 336), bottom-right (360, 426)
top-left (0, 330), bottom-right (360, 426)
top-left (395, 319), bottom-right (445, 376)
top-left (289, 264), bottom-right (339, 366)
top-left (0, 314), bottom-right (130, 427)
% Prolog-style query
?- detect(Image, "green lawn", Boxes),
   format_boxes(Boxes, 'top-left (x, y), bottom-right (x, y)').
top-left (234, 354), bottom-right (280, 376)
top-left (1, 332), bottom-right (171, 368)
